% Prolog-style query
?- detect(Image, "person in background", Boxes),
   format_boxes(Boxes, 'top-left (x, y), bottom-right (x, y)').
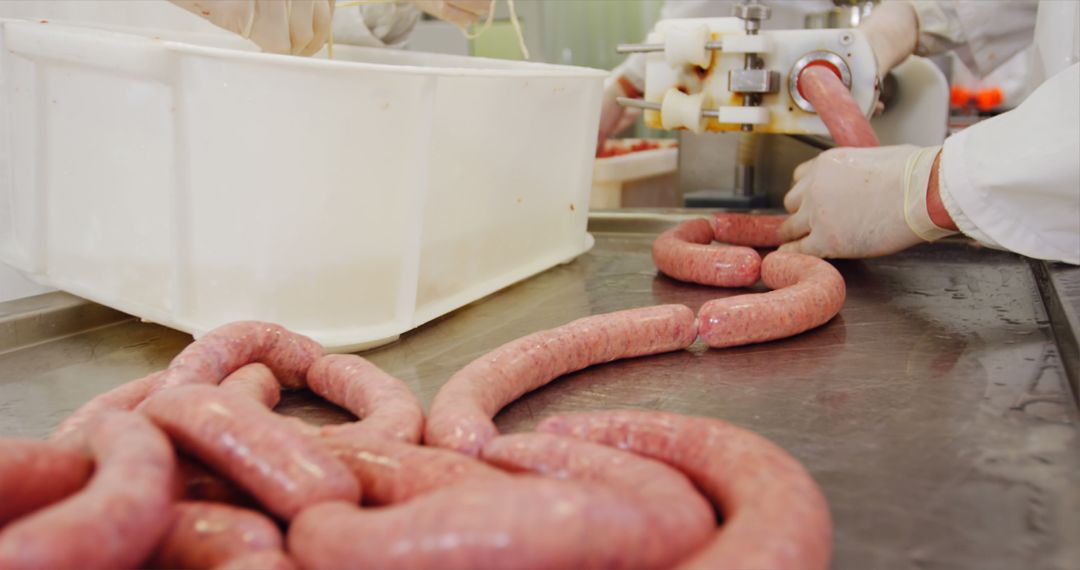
top-left (596, 0), bottom-right (832, 148)
top-left (169, 0), bottom-right (491, 55)
top-left (778, 0), bottom-right (1078, 265)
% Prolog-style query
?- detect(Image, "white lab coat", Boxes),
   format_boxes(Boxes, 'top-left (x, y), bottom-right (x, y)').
top-left (611, 0), bottom-right (834, 93)
top-left (913, 0), bottom-right (1080, 264)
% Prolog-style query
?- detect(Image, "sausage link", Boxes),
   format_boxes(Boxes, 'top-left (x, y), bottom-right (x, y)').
top-left (322, 433), bottom-right (509, 506)
top-left (652, 219), bottom-right (761, 287)
top-left (537, 410), bottom-right (832, 570)
top-left (215, 550), bottom-right (297, 570)
top-left (482, 433), bottom-right (715, 568)
top-left (159, 321), bottom-right (324, 391)
top-left (0, 412), bottom-right (177, 569)
top-left (50, 371), bottom-right (165, 443)
top-left (698, 251), bottom-right (845, 348)
top-left (289, 478), bottom-right (676, 570)
top-left (425, 305), bottom-right (698, 456)
top-left (175, 456), bottom-right (257, 506)
top-left (712, 213), bottom-right (786, 248)
top-left (0, 440), bottom-right (93, 525)
top-left (149, 501), bottom-right (287, 570)
top-left (142, 385), bottom-right (359, 520)
top-left (307, 355), bottom-right (424, 443)
top-left (219, 363), bottom-right (280, 408)
top-left (799, 64), bottom-right (879, 147)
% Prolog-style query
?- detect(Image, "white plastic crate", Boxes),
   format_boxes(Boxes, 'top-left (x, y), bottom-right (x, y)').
top-left (0, 19), bottom-right (605, 351)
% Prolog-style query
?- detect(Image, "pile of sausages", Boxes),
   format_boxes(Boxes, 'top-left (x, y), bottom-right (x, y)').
top-left (0, 216), bottom-right (843, 570)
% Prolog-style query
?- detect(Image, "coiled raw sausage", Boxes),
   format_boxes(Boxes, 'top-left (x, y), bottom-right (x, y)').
top-left (142, 384), bottom-right (359, 520)
top-left (712, 213), bottom-right (786, 248)
top-left (0, 412), bottom-right (176, 569)
top-left (219, 363), bottom-right (280, 408)
top-left (149, 501), bottom-right (291, 570)
top-left (652, 219), bottom-right (762, 287)
top-left (698, 251), bottom-right (845, 348)
top-left (425, 304), bottom-right (698, 456)
top-left (50, 371), bottom-right (164, 443)
top-left (307, 355), bottom-right (424, 443)
top-left (538, 410), bottom-right (832, 570)
top-left (175, 456), bottom-right (257, 507)
top-left (322, 433), bottom-right (508, 506)
top-left (289, 477), bottom-right (686, 570)
top-left (159, 321), bottom-right (324, 391)
top-left (482, 433), bottom-right (715, 568)
top-left (0, 440), bottom-right (93, 525)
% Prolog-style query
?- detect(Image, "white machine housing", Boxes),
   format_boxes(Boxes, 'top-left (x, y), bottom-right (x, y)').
top-left (643, 18), bottom-right (879, 135)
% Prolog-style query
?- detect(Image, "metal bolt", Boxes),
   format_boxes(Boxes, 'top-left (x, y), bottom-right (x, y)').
top-left (732, 1), bottom-right (771, 21)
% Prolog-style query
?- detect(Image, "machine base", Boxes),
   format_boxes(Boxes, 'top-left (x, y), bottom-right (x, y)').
top-left (683, 191), bottom-right (770, 209)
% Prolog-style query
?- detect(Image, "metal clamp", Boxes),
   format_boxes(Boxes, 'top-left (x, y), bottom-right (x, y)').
top-left (728, 69), bottom-right (781, 94)
top-left (615, 41), bottom-right (723, 55)
top-left (616, 96), bottom-right (722, 120)
top-left (788, 51), bottom-right (852, 113)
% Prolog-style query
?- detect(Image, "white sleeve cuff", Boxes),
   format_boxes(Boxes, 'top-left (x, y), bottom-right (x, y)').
top-left (903, 146), bottom-right (957, 242)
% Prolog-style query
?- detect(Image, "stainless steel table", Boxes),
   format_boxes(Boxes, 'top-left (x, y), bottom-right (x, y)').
top-left (2, 211), bottom-right (1078, 570)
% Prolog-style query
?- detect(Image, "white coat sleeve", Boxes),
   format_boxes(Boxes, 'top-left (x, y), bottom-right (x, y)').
top-left (909, 0), bottom-right (1038, 77)
top-left (938, 62), bottom-right (1080, 265)
top-left (332, 2), bottom-right (421, 49)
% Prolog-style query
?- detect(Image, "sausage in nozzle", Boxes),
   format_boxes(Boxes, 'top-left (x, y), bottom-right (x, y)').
top-left (799, 64), bottom-right (880, 148)
top-left (652, 219), bottom-right (762, 287)
top-left (538, 410), bottom-right (832, 570)
top-left (698, 251), bottom-right (845, 348)
top-left (424, 304), bottom-right (698, 456)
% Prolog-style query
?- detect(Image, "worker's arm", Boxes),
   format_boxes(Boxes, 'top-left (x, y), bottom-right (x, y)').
top-left (171, 0), bottom-right (488, 55)
top-left (334, 1), bottom-right (489, 49)
top-left (777, 63), bottom-right (1079, 265)
top-left (937, 62), bottom-right (1080, 264)
top-left (169, 0), bottom-right (334, 56)
top-left (861, 0), bottom-right (1039, 78)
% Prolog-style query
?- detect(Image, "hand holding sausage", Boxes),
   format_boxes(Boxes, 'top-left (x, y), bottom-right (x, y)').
top-left (778, 145), bottom-right (956, 259)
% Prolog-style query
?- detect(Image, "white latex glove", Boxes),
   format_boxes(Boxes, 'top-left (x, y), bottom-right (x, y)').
top-left (778, 145), bottom-right (957, 259)
top-left (170, 0), bottom-right (333, 56)
top-left (858, 1), bottom-right (918, 78)
top-left (411, 0), bottom-right (491, 30)
top-left (596, 74), bottom-right (642, 152)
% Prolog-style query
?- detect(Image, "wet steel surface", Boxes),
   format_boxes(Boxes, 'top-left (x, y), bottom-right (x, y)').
top-left (1, 212), bottom-right (1078, 569)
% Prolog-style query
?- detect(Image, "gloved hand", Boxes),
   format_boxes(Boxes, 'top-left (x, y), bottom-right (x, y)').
top-left (412, 0), bottom-right (492, 30)
top-left (777, 145), bottom-right (957, 259)
top-left (170, 0), bottom-right (334, 56)
top-left (858, 1), bottom-right (918, 78)
top-left (596, 74), bottom-right (642, 152)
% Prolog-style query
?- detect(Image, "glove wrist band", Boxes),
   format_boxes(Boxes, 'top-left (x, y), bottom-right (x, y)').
top-left (903, 145), bottom-right (957, 242)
